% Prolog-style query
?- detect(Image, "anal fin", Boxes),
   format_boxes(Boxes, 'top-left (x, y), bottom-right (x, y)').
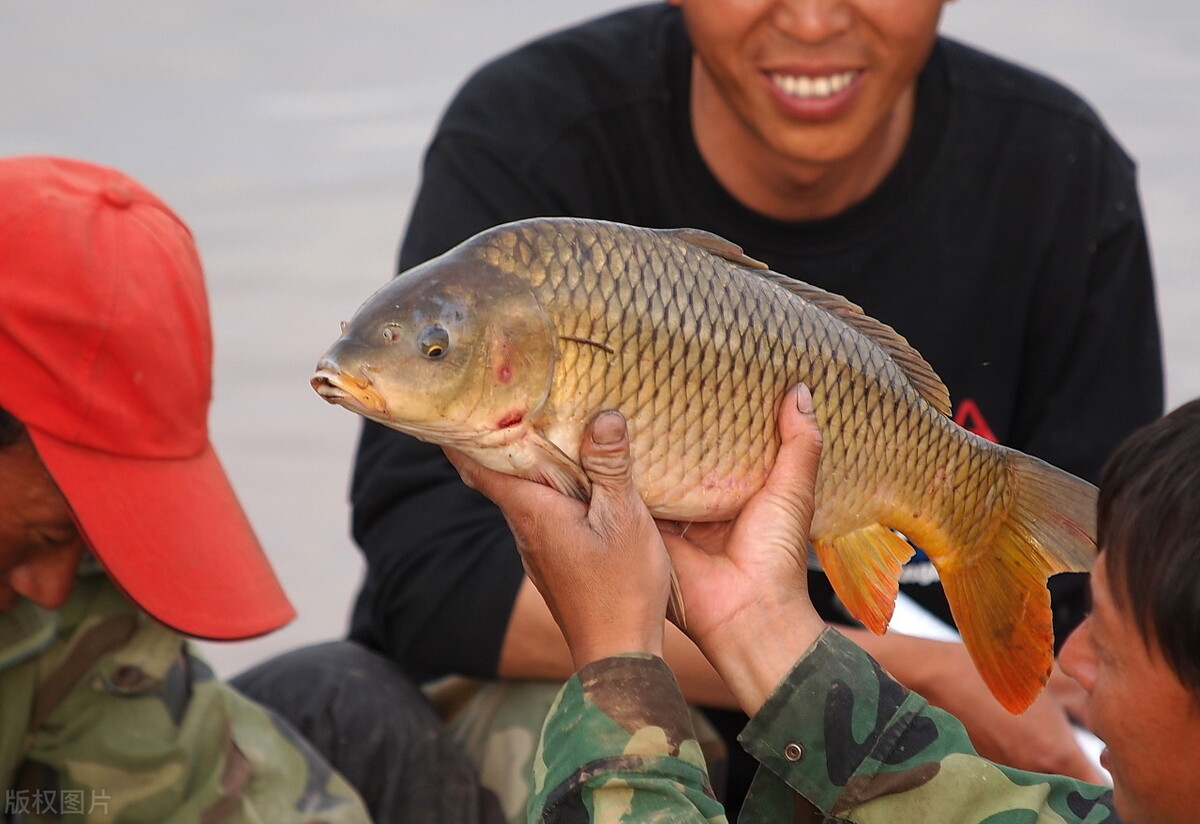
top-left (812, 524), bottom-right (915, 635)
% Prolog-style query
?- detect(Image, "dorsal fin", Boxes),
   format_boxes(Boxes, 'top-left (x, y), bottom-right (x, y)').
top-left (659, 227), bottom-right (769, 270)
top-left (756, 269), bottom-right (953, 416)
top-left (659, 224), bottom-right (951, 416)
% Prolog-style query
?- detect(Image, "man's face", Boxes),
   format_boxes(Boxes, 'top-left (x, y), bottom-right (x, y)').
top-left (1059, 556), bottom-right (1200, 824)
top-left (675, 0), bottom-right (947, 174)
top-left (0, 431), bottom-right (85, 610)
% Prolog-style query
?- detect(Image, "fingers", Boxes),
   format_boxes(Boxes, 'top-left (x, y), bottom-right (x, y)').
top-left (444, 446), bottom-right (572, 528)
top-left (579, 411), bottom-right (656, 539)
top-left (741, 384), bottom-right (823, 548)
top-left (773, 384), bottom-right (823, 494)
top-left (579, 411), bottom-right (633, 489)
top-left (443, 446), bottom-right (500, 493)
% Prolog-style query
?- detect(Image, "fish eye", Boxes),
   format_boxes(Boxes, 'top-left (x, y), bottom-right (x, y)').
top-left (418, 324), bottom-right (450, 359)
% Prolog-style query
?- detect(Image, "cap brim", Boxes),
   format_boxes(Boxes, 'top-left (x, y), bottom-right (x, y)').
top-left (28, 428), bottom-right (296, 640)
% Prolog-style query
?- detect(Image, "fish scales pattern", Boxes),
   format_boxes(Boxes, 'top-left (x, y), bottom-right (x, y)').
top-left (498, 219), bottom-right (1008, 546)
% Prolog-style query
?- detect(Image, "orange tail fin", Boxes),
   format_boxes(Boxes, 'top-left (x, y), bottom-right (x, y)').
top-left (938, 452), bottom-right (1097, 713)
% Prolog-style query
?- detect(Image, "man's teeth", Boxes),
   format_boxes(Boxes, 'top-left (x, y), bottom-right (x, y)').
top-left (771, 70), bottom-right (858, 99)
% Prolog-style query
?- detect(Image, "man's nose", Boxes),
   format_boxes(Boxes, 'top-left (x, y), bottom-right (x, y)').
top-left (8, 543), bottom-right (84, 610)
top-left (772, 0), bottom-right (854, 44)
top-left (1057, 618), bottom-right (1097, 693)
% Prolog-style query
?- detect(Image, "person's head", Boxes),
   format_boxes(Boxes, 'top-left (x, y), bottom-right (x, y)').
top-left (669, 0), bottom-right (951, 219)
top-left (1059, 398), bottom-right (1200, 824)
top-left (0, 156), bottom-right (294, 639)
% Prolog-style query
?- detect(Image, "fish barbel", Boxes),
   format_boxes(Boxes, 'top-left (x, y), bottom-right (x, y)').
top-left (312, 217), bottom-right (1097, 713)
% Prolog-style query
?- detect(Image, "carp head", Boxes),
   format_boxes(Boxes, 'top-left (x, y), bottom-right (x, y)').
top-left (312, 248), bottom-right (556, 450)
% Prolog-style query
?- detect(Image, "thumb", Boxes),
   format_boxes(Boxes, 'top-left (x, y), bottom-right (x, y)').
top-left (579, 410), bottom-right (634, 493)
top-left (744, 385), bottom-right (824, 548)
top-left (578, 410), bottom-right (649, 536)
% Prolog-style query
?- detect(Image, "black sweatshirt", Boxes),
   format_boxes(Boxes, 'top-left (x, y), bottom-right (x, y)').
top-left (349, 4), bottom-right (1162, 682)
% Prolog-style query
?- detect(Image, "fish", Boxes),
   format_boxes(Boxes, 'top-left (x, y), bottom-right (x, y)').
top-left (312, 216), bottom-right (1097, 713)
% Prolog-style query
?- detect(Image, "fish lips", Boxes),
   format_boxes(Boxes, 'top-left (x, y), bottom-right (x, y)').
top-left (311, 364), bottom-right (390, 421)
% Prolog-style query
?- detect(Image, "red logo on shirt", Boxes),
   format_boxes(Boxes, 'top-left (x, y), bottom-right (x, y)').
top-left (954, 399), bottom-right (998, 443)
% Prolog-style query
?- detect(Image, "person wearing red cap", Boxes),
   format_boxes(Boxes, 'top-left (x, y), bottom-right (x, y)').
top-left (0, 155), bottom-right (372, 823)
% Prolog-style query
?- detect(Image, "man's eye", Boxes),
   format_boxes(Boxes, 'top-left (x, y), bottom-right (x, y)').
top-left (38, 525), bottom-right (79, 547)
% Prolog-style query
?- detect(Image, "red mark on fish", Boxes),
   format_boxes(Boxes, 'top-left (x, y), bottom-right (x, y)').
top-left (496, 411), bottom-right (524, 429)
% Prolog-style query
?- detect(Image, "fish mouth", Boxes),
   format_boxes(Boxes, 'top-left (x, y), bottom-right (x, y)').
top-left (311, 364), bottom-right (390, 420)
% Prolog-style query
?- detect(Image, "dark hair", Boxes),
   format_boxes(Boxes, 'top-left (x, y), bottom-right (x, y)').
top-left (1098, 397), bottom-right (1200, 696)
top-left (0, 407), bottom-right (24, 449)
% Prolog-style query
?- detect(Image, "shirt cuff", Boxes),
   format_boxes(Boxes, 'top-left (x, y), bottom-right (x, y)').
top-left (533, 653), bottom-right (718, 819)
top-left (738, 628), bottom-right (934, 816)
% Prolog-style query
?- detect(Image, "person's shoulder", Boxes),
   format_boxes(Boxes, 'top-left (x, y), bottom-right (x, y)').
top-left (938, 37), bottom-right (1115, 139)
top-left (438, 4), bottom-right (683, 150)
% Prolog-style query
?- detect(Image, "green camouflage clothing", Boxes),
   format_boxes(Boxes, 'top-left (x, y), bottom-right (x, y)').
top-left (531, 629), bottom-right (1119, 823)
top-left (0, 568), bottom-right (372, 824)
top-left (434, 676), bottom-right (726, 824)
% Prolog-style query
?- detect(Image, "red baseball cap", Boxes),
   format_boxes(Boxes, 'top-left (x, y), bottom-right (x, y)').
top-left (0, 156), bottom-right (295, 639)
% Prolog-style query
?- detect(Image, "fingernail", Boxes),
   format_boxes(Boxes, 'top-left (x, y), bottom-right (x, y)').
top-left (795, 384), bottom-right (814, 414)
top-left (591, 411), bottom-right (626, 445)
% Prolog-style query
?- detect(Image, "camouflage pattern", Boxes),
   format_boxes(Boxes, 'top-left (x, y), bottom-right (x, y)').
top-left (531, 631), bottom-right (1120, 824)
top-left (0, 569), bottom-right (371, 824)
top-left (528, 655), bottom-right (727, 824)
top-left (436, 671), bottom-right (726, 824)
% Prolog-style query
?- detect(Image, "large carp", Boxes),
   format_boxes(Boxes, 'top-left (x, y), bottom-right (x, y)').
top-left (312, 217), bottom-right (1096, 713)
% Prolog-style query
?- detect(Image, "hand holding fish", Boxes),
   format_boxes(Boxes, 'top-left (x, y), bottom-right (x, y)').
top-left (658, 384), bottom-right (828, 715)
top-left (661, 388), bottom-right (1103, 780)
top-left (448, 378), bottom-right (1102, 781)
top-left (447, 411), bottom-right (672, 670)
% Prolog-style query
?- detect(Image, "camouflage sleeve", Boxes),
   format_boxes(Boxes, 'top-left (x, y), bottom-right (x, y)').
top-left (8, 575), bottom-right (372, 824)
top-left (530, 653), bottom-right (728, 823)
top-left (737, 628), bottom-right (1118, 824)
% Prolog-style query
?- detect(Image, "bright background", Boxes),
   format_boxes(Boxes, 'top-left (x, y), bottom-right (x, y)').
top-left (3, 1), bottom-right (1197, 676)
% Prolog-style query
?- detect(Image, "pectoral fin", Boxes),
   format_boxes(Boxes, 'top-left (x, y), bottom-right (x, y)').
top-left (526, 432), bottom-right (591, 502)
top-left (812, 524), bottom-right (915, 634)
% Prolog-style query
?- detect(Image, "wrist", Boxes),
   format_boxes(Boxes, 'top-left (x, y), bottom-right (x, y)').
top-left (568, 626), bottom-right (665, 670)
top-left (693, 599), bottom-right (825, 716)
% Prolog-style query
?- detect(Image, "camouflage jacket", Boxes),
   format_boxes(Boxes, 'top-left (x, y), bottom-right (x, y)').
top-left (530, 629), bottom-right (1119, 823)
top-left (0, 568), bottom-right (371, 824)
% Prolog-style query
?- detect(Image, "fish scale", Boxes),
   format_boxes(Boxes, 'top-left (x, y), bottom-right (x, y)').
top-left (313, 216), bottom-right (1098, 713)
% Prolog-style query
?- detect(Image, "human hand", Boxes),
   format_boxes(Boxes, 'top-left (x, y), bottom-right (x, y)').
top-left (446, 411), bottom-right (671, 670)
top-left (659, 384), bottom-right (828, 714)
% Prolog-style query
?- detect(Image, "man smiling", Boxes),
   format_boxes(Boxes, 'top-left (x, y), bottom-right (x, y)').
top-left (680, 0), bottom-right (947, 219)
